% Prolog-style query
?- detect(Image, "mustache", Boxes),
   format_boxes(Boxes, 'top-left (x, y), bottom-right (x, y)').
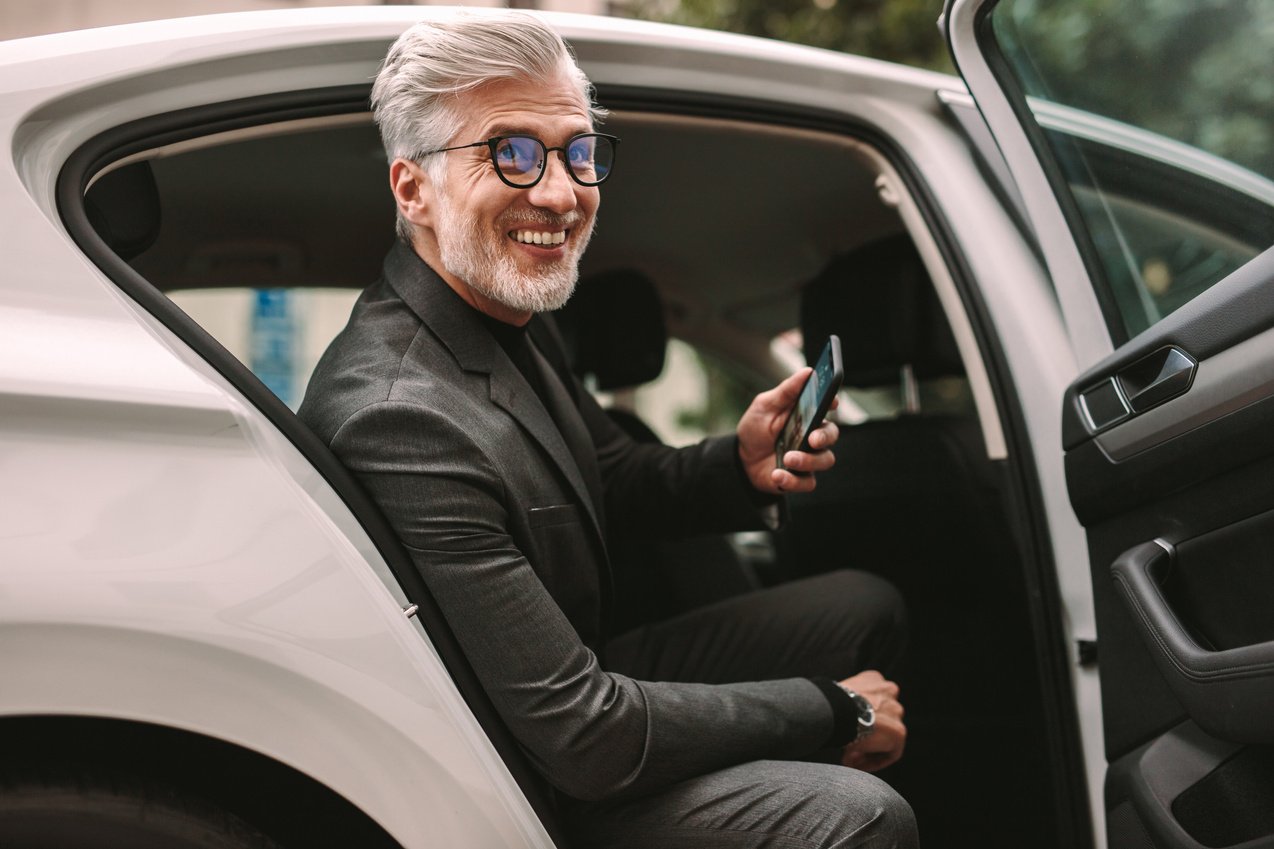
top-left (499, 209), bottom-right (584, 229)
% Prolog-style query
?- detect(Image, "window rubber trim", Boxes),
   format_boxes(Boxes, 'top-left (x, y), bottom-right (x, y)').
top-left (968, 1), bottom-right (1132, 347)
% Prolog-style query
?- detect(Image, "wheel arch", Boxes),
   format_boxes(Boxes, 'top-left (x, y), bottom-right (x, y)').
top-left (0, 714), bottom-right (404, 849)
top-left (0, 621), bottom-right (536, 849)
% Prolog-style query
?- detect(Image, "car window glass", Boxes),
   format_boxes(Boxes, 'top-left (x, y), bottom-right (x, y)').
top-left (610, 333), bottom-right (975, 448)
top-left (986, 0), bottom-right (1274, 340)
top-left (601, 340), bottom-right (754, 444)
top-left (771, 330), bottom-right (975, 422)
top-left (168, 288), bottom-right (361, 410)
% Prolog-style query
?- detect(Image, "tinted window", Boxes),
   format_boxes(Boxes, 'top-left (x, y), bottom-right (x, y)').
top-left (988, 0), bottom-right (1274, 338)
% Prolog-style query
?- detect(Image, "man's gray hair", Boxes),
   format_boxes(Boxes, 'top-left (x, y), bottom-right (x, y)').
top-left (372, 12), bottom-right (605, 238)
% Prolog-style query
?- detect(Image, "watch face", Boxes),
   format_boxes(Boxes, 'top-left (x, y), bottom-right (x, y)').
top-left (849, 692), bottom-right (876, 728)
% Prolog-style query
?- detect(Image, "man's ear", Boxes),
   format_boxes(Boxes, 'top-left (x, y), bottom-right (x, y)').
top-left (389, 158), bottom-right (436, 231)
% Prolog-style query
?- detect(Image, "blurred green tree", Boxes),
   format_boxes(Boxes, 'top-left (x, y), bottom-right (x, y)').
top-left (623, 0), bottom-right (1272, 178)
top-left (621, 0), bottom-right (954, 73)
top-left (992, 0), bottom-right (1274, 178)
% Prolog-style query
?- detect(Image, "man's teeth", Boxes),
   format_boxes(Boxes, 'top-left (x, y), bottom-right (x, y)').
top-left (512, 230), bottom-right (566, 246)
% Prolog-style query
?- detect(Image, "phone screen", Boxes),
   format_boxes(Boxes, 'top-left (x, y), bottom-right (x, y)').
top-left (776, 336), bottom-right (841, 459)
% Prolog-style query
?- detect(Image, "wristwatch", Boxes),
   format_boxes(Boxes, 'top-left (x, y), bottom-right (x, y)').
top-left (836, 684), bottom-right (876, 741)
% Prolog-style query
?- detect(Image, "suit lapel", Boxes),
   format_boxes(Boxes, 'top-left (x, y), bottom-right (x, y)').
top-left (382, 242), bottom-right (607, 547)
top-left (528, 343), bottom-right (607, 537)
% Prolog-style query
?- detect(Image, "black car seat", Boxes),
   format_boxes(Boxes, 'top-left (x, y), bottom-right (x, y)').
top-left (555, 270), bottom-right (761, 633)
top-left (783, 234), bottom-right (1052, 839)
top-left (784, 233), bottom-right (1001, 597)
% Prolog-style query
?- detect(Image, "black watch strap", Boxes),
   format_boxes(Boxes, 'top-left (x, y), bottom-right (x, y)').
top-left (809, 677), bottom-right (860, 747)
top-left (836, 683), bottom-right (877, 741)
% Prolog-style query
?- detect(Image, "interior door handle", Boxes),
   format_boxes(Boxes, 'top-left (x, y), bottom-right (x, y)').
top-left (1116, 346), bottom-right (1197, 413)
top-left (1112, 540), bottom-right (1274, 744)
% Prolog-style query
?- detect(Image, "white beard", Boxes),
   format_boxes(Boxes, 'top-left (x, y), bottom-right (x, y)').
top-left (434, 193), bottom-right (593, 314)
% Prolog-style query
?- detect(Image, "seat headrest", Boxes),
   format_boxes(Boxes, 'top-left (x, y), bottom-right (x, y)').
top-left (84, 161), bottom-right (161, 262)
top-left (558, 269), bottom-right (666, 391)
top-left (800, 235), bottom-right (962, 387)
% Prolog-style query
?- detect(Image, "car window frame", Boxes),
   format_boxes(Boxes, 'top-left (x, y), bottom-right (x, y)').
top-left (57, 79), bottom-right (1091, 845)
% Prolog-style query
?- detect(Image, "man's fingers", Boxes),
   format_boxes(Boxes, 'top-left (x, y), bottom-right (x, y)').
top-left (762, 368), bottom-right (813, 418)
top-left (842, 712), bottom-right (907, 773)
top-left (805, 420), bottom-right (839, 451)
top-left (771, 467), bottom-right (818, 494)
top-left (779, 447), bottom-right (836, 476)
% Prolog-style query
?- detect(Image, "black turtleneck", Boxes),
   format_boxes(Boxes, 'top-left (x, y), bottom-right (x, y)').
top-left (480, 313), bottom-right (551, 407)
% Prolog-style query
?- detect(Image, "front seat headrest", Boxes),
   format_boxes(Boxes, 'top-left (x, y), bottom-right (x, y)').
top-left (558, 269), bottom-right (666, 391)
top-left (800, 234), bottom-right (962, 388)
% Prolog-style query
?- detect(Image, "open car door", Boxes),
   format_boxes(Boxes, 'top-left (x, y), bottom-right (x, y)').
top-left (944, 1), bottom-right (1274, 847)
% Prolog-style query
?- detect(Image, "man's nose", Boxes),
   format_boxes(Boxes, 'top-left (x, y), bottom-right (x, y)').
top-left (526, 153), bottom-right (578, 213)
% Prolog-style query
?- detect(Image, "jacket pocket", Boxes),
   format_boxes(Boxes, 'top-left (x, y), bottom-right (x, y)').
top-left (527, 502), bottom-right (583, 529)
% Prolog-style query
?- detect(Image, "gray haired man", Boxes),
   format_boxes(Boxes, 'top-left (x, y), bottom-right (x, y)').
top-left (300, 11), bottom-right (916, 848)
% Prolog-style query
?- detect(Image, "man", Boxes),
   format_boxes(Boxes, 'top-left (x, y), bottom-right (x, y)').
top-left (300, 12), bottom-right (915, 848)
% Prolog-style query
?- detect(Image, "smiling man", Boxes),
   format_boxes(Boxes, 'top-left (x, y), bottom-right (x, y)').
top-left (299, 12), bottom-right (915, 849)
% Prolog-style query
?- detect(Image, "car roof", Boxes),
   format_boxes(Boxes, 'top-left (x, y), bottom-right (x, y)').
top-left (0, 6), bottom-right (957, 103)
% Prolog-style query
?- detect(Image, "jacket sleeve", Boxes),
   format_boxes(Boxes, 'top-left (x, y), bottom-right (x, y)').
top-left (329, 400), bottom-right (832, 802)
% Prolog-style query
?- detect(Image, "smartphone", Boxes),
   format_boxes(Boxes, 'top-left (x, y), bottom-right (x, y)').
top-left (775, 334), bottom-right (843, 469)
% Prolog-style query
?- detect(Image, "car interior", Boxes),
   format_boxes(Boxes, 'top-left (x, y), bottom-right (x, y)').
top-left (76, 97), bottom-right (1073, 847)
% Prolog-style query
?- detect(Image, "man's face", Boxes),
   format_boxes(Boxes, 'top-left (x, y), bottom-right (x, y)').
top-left (428, 69), bottom-right (600, 317)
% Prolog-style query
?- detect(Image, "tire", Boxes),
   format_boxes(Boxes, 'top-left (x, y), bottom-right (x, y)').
top-left (0, 768), bottom-right (283, 849)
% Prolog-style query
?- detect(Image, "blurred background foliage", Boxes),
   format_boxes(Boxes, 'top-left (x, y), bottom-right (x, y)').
top-left (621, 0), bottom-right (953, 72)
top-left (994, 0), bottom-right (1274, 179)
top-left (622, 0), bottom-right (1272, 179)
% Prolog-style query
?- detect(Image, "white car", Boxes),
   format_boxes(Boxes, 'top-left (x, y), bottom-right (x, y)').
top-left (2, 3), bottom-right (1271, 848)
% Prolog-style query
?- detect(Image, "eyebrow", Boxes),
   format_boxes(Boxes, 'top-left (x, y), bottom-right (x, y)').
top-left (482, 124), bottom-right (593, 141)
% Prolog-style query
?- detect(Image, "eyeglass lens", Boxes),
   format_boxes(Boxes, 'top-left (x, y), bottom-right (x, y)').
top-left (493, 135), bottom-right (614, 186)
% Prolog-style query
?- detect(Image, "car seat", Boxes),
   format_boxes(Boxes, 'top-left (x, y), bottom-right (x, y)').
top-left (555, 269), bottom-right (761, 633)
top-left (783, 233), bottom-right (1053, 840)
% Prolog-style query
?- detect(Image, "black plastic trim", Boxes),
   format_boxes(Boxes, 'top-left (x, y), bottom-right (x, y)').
top-left (1062, 246), bottom-right (1274, 450)
top-left (1066, 391), bottom-right (1274, 527)
top-left (1106, 721), bottom-right (1258, 849)
top-left (1113, 540), bottom-right (1274, 744)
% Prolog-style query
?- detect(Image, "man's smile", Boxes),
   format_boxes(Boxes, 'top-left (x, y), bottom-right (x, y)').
top-left (510, 228), bottom-right (568, 247)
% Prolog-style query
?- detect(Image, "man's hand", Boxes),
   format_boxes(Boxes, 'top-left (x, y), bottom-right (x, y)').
top-left (737, 368), bottom-right (839, 495)
top-left (839, 670), bottom-right (907, 773)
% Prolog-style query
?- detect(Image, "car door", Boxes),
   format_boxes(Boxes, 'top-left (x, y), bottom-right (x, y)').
top-left (944, 1), bottom-right (1274, 847)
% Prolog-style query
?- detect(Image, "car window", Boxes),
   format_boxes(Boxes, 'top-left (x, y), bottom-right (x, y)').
top-left (169, 287), bottom-right (361, 410)
top-left (985, 0), bottom-right (1274, 340)
top-left (613, 332), bottom-right (974, 449)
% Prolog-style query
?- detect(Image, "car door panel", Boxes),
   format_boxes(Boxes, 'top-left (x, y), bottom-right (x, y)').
top-left (946, 0), bottom-right (1274, 843)
top-left (1062, 249), bottom-right (1274, 847)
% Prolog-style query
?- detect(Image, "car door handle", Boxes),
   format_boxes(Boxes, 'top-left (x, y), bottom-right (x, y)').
top-left (1112, 540), bottom-right (1274, 744)
top-left (1116, 346), bottom-right (1196, 413)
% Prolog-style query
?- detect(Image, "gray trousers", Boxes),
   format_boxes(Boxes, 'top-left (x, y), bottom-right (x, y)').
top-left (564, 570), bottom-right (919, 848)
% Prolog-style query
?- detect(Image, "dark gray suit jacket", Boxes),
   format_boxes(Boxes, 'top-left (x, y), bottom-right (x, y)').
top-left (299, 241), bottom-right (832, 801)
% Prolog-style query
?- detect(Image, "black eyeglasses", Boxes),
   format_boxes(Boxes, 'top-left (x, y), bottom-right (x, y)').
top-left (420, 133), bottom-right (619, 189)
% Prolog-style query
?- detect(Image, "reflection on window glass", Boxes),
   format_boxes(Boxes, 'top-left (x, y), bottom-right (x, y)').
top-left (990, 0), bottom-right (1274, 338)
top-left (169, 288), bottom-right (361, 409)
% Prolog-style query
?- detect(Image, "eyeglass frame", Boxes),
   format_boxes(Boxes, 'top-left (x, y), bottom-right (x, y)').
top-left (417, 132), bottom-right (620, 189)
